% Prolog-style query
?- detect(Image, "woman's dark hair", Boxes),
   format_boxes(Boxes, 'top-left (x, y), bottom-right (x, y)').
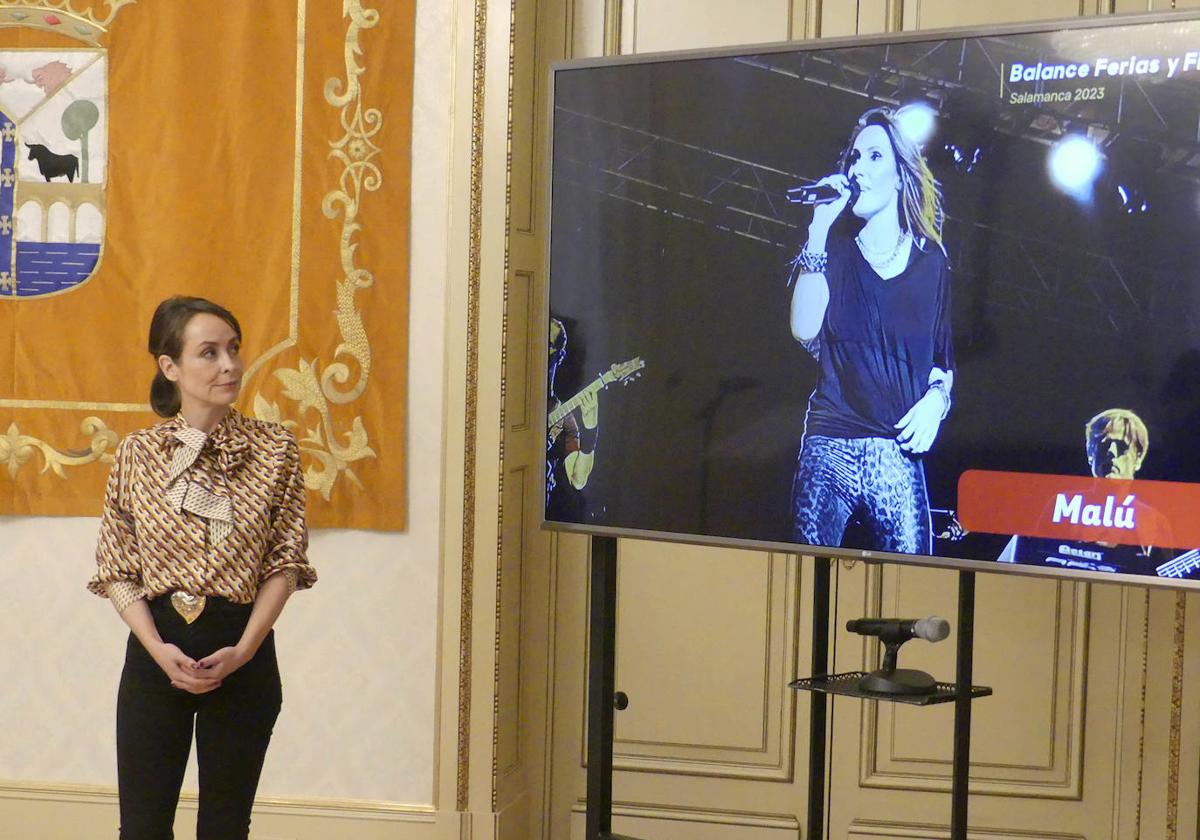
top-left (148, 296), bottom-right (242, 417)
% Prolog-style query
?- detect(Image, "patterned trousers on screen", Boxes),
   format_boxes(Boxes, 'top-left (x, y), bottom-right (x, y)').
top-left (791, 435), bottom-right (931, 555)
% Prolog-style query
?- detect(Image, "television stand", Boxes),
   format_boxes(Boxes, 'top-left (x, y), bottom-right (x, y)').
top-left (794, 559), bottom-right (990, 840)
top-left (581, 540), bottom-right (990, 840)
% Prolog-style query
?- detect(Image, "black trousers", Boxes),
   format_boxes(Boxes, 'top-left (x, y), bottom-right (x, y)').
top-left (116, 596), bottom-right (282, 840)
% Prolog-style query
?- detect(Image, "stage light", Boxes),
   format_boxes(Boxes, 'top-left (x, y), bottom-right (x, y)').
top-left (1104, 136), bottom-right (1159, 217)
top-left (1048, 135), bottom-right (1102, 197)
top-left (927, 90), bottom-right (993, 175)
top-left (942, 142), bottom-right (983, 173)
top-left (895, 101), bottom-right (938, 148)
top-left (1115, 183), bottom-right (1150, 215)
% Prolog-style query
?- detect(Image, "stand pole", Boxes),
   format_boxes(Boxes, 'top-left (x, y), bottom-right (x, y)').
top-left (584, 536), bottom-right (639, 840)
top-left (586, 535), bottom-right (619, 840)
top-left (950, 570), bottom-right (976, 840)
top-left (807, 556), bottom-right (832, 840)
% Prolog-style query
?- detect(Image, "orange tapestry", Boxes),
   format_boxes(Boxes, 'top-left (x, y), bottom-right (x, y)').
top-left (0, 0), bottom-right (412, 530)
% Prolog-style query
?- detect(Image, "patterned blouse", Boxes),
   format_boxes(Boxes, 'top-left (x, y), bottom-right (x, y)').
top-left (88, 409), bottom-right (316, 610)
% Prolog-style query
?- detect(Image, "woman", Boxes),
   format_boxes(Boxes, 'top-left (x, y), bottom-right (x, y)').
top-left (88, 296), bottom-right (316, 839)
top-left (789, 107), bottom-right (954, 555)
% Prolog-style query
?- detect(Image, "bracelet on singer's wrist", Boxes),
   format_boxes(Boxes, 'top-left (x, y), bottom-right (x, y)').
top-left (928, 380), bottom-right (951, 419)
top-left (795, 247), bottom-right (828, 274)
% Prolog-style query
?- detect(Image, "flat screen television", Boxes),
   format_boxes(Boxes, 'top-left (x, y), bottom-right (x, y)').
top-left (543, 10), bottom-right (1200, 590)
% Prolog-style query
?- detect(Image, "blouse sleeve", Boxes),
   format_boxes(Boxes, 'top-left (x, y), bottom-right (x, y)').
top-left (260, 433), bottom-right (316, 591)
top-left (87, 436), bottom-right (148, 605)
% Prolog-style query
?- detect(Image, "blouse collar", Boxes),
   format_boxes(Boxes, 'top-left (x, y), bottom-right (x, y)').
top-left (158, 408), bottom-right (251, 474)
top-left (157, 409), bottom-right (250, 547)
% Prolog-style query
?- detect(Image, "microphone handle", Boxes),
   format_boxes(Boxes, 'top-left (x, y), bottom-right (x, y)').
top-left (787, 177), bottom-right (860, 207)
top-left (845, 616), bottom-right (950, 643)
top-left (788, 184), bottom-right (840, 205)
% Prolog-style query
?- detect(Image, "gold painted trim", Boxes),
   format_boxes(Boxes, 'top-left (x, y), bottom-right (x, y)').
top-left (0, 416), bottom-right (116, 477)
top-left (0, 398), bottom-right (144, 411)
top-left (490, 0), bottom-right (520, 813)
top-left (1133, 587), bottom-right (1150, 836)
top-left (457, 0), bottom-right (488, 814)
top-left (1166, 590), bottom-right (1186, 838)
top-left (0, 0), bottom-right (134, 46)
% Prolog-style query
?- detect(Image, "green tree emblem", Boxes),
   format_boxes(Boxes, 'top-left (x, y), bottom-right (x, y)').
top-left (61, 100), bottom-right (99, 183)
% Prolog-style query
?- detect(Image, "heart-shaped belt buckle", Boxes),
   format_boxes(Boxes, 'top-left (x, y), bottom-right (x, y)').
top-left (170, 591), bottom-right (206, 624)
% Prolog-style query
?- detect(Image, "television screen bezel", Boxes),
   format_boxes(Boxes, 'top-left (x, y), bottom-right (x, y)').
top-left (540, 8), bottom-right (1200, 592)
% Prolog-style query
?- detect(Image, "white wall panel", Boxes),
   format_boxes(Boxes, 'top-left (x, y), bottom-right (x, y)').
top-left (902, 0), bottom-right (1107, 30)
top-left (572, 0), bottom-right (609, 57)
top-left (625, 0), bottom-right (792, 54)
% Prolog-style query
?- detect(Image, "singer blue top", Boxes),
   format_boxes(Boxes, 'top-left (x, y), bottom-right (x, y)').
top-left (802, 234), bottom-right (954, 440)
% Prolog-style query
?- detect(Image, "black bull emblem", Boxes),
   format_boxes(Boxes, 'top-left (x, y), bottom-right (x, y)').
top-left (25, 142), bottom-right (78, 183)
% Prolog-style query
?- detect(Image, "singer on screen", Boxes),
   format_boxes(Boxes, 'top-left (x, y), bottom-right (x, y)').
top-left (787, 106), bottom-right (954, 555)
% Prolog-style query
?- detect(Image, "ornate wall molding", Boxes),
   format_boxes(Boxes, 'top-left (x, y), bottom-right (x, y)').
top-left (489, 0), bottom-right (521, 811)
top-left (1166, 590), bottom-right (1186, 838)
top-left (456, 0), bottom-right (489, 813)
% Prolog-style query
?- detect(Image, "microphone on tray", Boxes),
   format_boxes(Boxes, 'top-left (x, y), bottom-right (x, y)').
top-left (846, 616), bottom-right (950, 643)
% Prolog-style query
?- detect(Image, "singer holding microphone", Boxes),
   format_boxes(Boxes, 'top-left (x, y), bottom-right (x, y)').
top-left (788, 106), bottom-right (954, 555)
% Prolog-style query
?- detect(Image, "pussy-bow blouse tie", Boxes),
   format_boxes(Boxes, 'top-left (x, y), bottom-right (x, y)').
top-left (164, 424), bottom-right (244, 546)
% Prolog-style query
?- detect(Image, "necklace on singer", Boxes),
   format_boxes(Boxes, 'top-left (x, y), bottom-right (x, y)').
top-left (856, 229), bottom-right (909, 268)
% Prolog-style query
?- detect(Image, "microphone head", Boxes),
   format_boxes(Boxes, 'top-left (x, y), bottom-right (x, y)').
top-left (913, 616), bottom-right (950, 643)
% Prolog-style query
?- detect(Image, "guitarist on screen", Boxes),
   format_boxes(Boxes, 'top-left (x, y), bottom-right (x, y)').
top-left (546, 316), bottom-right (645, 522)
top-left (547, 317), bottom-right (599, 520)
top-left (997, 408), bottom-right (1180, 577)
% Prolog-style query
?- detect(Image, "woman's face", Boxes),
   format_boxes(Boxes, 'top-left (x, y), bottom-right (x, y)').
top-left (846, 124), bottom-right (901, 220)
top-left (159, 313), bottom-right (244, 415)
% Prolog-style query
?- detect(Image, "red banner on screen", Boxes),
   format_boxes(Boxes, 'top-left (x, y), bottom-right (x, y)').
top-left (957, 470), bottom-right (1200, 549)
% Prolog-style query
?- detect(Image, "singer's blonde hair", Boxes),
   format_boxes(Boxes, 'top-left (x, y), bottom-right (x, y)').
top-left (1086, 409), bottom-right (1149, 462)
top-left (839, 107), bottom-right (944, 251)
